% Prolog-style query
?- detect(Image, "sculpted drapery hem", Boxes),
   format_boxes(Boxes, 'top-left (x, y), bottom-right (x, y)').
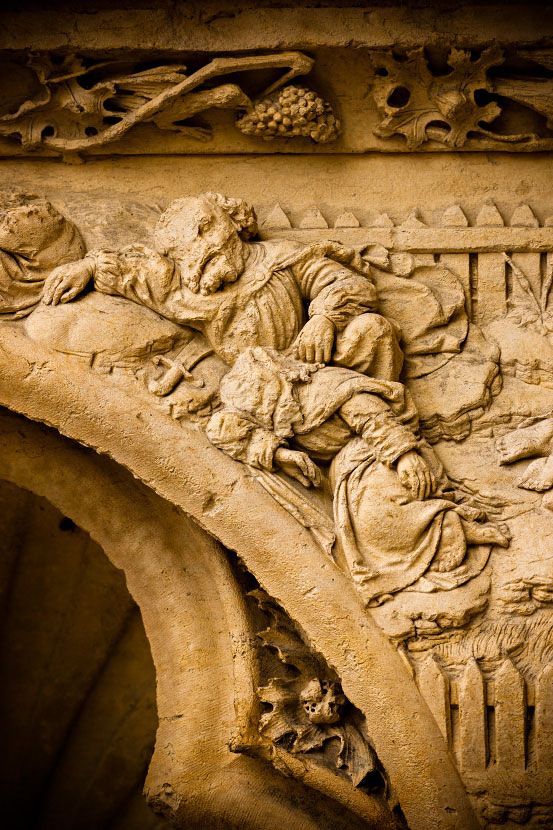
top-left (206, 346), bottom-right (480, 604)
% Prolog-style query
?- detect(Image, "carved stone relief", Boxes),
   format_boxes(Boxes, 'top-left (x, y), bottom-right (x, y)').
top-left (0, 51), bottom-right (338, 160)
top-left (1, 4), bottom-right (553, 829)
top-left (2, 185), bottom-right (553, 826)
top-left (3, 44), bottom-right (553, 159)
top-left (370, 46), bottom-right (553, 149)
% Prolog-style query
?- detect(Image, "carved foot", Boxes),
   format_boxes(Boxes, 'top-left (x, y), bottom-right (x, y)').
top-left (460, 518), bottom-right (511, 548)
top-left (428, 547), bottom-right (466, 573)
top-left (518, 456), bottom-right (553, 492)
top-left (496, 419), bottom-right (553, 465)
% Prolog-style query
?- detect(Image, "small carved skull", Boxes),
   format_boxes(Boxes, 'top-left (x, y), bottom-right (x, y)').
top-left (300, 679), bottom-right (346, 725)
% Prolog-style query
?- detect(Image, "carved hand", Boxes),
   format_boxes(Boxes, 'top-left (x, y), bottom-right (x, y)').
top-left (274, 448), bottom-right (322, 488)
top-left (396, 450), bottom-right (436, 500)
top-left (42, 258), bottom-right (94, 305)
top-left (294, 315), bottom-right (335, 364)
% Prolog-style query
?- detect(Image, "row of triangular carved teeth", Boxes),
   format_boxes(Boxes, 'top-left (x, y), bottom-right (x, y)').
top-left (261, 203), bottom-right (553, 229)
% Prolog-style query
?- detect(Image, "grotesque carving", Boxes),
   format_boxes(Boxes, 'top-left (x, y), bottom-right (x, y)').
top-left (236, 589), bottom-right (384, 794)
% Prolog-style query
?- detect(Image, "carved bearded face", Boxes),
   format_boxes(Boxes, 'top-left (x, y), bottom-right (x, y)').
top-left (154, 195), bottom-right (249, 295)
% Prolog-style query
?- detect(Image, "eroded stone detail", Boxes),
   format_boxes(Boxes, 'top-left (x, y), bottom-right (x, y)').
top-left (370, 46), bottom-right (553, 149)
top-left (235, 589), bottom-right (386, 795)
top-left (0, 52), bottom-right (334, 157)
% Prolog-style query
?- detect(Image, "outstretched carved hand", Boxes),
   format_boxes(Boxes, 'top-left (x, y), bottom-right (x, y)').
top-left (294, 315), bottom-right (335, 364)
top-left (42, 258), bottom-right (94, 305)
top-left (397, 450), bottom-right (436, 500)
top-left (274, 448), bottom-right (322, 488)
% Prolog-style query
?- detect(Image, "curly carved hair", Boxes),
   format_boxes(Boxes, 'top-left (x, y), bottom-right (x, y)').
top-left (154, 192), bottom-right (258, 257)
top-left (203, 192), bottom-right (258, 239)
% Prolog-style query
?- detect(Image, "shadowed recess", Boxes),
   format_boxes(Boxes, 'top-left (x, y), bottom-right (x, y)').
top-left (0, 479), bottom-right (168, 830)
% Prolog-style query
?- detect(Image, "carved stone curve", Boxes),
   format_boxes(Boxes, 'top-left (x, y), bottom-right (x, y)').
top-left (0, 408), bottom-right (390, 830)
top-left (0, 324), bottom-right (478, 830)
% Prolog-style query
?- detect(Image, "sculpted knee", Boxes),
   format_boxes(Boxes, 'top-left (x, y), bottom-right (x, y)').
top-left (349, 313), bottom-right (398, 344)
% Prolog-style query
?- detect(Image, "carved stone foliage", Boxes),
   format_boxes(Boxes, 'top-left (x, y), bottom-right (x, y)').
top-left (0, 52), bottom-right (338, 158)
top-left (4, 45), bottom-right (553, 157)
top-left (234, 589), bottom-right (387, 796)
top-left (370, 47), bottom-right (553, 149)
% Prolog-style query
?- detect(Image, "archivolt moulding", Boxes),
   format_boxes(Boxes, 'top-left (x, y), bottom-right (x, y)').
top-left (0, 408), bottom-right (391, 830)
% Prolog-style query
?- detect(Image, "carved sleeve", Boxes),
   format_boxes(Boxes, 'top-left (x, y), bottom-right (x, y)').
top-left (87, 244), bottom-right (177, 306)
top-left (86, 244), bottom-right (210, 325)
top-left (340, 393), bottom-right (419, 465)
top-left (292, 257), bottom-right (378, 330)
top-left (206, 410), bottom-right (283, 471)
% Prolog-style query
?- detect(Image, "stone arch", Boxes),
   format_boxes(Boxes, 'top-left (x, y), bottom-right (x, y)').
top-left (0, 478), bottom-right (163, 830)
top-left (0, 408), bottom-right (398, 830)
top-left (0, 324), bottom-right (478, 830)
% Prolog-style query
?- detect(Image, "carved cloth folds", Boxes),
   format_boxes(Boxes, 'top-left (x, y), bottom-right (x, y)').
top-left (207, 346), bottom-right (485, 605)
top-left (329, 439), bottom-right (481, 604)
top-left (0, 219), bottom-right (85, 320)
top-left (87, 239), bottom-right (381, 366)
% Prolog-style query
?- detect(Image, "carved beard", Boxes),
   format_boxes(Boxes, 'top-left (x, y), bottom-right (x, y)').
top-left (197, 251), bottom-right (240, 295)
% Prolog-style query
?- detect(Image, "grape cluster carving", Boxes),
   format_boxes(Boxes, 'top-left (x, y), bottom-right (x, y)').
top-left (236, 85), bottom-right (340, 143)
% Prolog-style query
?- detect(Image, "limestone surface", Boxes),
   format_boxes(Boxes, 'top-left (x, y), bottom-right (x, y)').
top-left (0, 4), bottom-right (552, 830)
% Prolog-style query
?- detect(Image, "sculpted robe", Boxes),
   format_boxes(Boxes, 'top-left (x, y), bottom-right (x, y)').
top-left (206, 347), bottom-right (484, 605)
top-left (0, 217), bottom-right (85, 320)
top-left (85, 239), bottom-right (398, 370)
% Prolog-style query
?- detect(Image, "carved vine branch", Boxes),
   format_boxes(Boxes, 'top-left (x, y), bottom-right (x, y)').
top-left (0, 51), bottom-right (341, 155)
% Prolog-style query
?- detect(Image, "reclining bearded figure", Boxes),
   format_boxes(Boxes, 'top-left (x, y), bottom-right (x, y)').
top-left (34, 191), bottom-right (509, 608)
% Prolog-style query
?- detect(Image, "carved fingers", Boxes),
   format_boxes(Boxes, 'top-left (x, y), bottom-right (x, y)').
top-left (396, 450), bottom-right (436, 501)
top-left (294, 315), bottom-right (335, 364)
top-left (274, 448), bottom-right (322, 488)
top-left (42, 259), bottom-right (93, 305)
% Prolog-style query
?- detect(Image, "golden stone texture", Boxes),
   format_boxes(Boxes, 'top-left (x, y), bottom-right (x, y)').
top-left (0, 3), bottom-right (552, 829)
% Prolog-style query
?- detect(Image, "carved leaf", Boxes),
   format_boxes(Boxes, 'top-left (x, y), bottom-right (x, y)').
top-left (0, 52), bottom-right (315, 153)
top-left (337, 722), bottom-right (377, 787)
top-left (249, 588), bottom-right (323, 675)
top-left (506, 254), bottom-right (553, 335)
top-left (371, 46), bottom-right (504, 148)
